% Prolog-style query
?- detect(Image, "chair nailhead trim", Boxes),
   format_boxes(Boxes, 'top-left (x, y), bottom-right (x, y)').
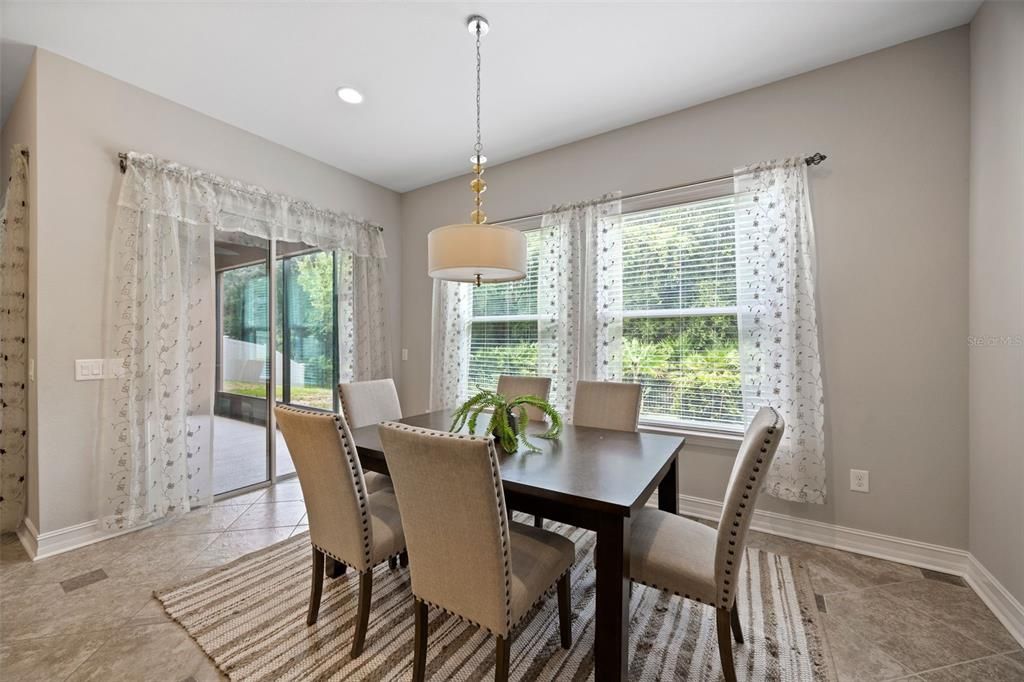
top-left (713, 405), bottom-right (781, 606)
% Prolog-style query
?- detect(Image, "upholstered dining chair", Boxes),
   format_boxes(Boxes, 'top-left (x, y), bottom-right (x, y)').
top-left (274, 405), bottom-right (407, 658)
top-left (572, 380), bottom-right (643, 432)
top-left (528, 379), bottom-right (643, 529)
top-left (338, 378), bottom-right (402, 494)
top-left (378, 423), bottom-right (576, 682)
top-left (496, 374), bottom-right (552, 422)
top-left (627, 406), bottom-right (785, 682)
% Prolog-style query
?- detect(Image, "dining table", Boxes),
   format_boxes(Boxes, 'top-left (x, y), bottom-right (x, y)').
top-left (347, 409), bottom-right (686, 682)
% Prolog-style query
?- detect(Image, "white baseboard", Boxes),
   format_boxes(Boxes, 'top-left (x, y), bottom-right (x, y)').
top-left (678, 493), bottom-right (1023, 647)
top-left (16, 516), bottom-right (144, 561)
top-left (678, 494), bottom-right (970, 574)
top-left (965, 554), bottom-right (1024, 648)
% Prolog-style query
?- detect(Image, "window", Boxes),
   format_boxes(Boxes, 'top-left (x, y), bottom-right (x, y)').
top-left (217, 247), bottom-right (339, 413)
top-left (465, 229), bottom-right (543, 396)
top-left (620, 195), bottom-right (742, 430)
top-left (460, 192), bottom-right (742, 432)
top-left (275, 249), bottom-right (339, 411)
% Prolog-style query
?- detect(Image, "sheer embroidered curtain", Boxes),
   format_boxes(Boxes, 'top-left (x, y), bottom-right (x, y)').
top-left (0, 146), bottom-right (29, 532)
top-left (99, 153), bottom-right (390, 530)
top-left (734, 158), bottom-right (826, 503)
top-left (538, 195), bottom-right (623, 415)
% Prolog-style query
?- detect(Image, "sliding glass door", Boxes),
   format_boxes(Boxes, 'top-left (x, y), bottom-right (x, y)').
top-left (213, 234), bottom-right (339, 495)
top-left (214, 232), bottom-right (273, 495)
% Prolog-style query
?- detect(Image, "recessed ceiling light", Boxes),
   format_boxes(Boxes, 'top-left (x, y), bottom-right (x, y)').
top-left (336, 86), bottom-right (363, 104)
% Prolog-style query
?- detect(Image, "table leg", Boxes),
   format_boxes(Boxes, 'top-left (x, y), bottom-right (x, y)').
top-left (658, 455), bottom-right (678, 514)
top-left (594, 515), bottom-right (630, 681)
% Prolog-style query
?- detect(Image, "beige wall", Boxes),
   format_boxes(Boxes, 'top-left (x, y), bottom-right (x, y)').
top-left (28, 50), bottom-right (402, 533)
top-left (0, 53), bottom-right (38, 530)
top-left (968, 2), bottom-right (1024, 602)
top-left (401, 29), bottom-right (971, 548)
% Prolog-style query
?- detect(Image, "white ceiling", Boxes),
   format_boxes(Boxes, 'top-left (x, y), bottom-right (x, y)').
top-left (1, 1), bottom-right (980, 192)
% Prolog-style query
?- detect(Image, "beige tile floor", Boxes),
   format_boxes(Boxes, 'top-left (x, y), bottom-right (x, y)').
top-left (0, 479), bottom-right (1020, 681)
top-left (212, 416), bottom-right (295, 495)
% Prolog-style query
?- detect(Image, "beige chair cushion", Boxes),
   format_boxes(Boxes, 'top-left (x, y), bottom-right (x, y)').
top-left (378, 423), bottom-right (574, 637)
top-left (508, 521), bottom-right (575, 625)
top-left (364, 472), bottom-right (393, 494)
top-left (275, 405), bottom-right (405, 573)
top-left (628, 508), bottom-right (718, 605)
top-left (339, 379), bottom-right (402, 493)
top-left (496, 375), bottom-right (552, 422)
top-left (572, 380), bottom-right (642, 432)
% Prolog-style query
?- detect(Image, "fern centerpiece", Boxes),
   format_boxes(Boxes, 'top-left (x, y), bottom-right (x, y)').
top-left (449, 390), bottom-right (562, 453)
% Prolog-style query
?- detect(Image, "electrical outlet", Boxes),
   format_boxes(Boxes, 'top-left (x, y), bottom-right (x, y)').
top-left (850, 469), bottom-right (870, 493)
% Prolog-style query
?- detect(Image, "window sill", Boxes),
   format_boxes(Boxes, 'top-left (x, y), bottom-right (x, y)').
top-left (638, 421), bottom-right (743, 451)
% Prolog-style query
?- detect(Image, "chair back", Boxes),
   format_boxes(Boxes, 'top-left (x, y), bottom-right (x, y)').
top-left (378, 423), bottom-right (513, 636)
top-left (496, 375), bottom-right (552, 422)
top-left (339, 378), bottom-right (402, 429)
top-left (274, 405), bottom-right (373, 571)
top-left (572, 380), bottom-right (642, 432)
top-left (714, 406), bottom-right (785, 608)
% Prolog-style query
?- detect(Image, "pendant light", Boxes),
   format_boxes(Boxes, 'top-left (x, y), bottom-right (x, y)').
top-left (428, 15), bottom-right (527, 286)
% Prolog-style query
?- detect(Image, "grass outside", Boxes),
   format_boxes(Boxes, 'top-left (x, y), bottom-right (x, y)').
top-left (223, 381), bottom-right (334, 411)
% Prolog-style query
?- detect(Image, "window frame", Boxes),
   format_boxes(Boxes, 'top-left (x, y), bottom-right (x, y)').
top-left (460, 181), bottom-right (746, 438)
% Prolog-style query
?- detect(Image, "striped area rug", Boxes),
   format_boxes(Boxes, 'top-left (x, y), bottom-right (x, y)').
top-left (156, 519), bottom-right (834, 681)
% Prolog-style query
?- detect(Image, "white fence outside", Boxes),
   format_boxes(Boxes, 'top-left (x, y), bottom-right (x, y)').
top-left (221, 337), bottom-right (306, 387)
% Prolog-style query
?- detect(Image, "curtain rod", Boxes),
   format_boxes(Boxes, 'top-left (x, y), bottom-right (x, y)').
top-left (116, 152), bottom-right (384, 231)
top-left (494, 152), bottom-right (827, 225)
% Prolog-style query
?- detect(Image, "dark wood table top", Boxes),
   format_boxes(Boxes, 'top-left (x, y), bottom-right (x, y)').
top-left (349, 409), bottom-right (685, 516)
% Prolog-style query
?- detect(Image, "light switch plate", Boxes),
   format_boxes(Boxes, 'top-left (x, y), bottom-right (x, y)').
top-left (402, 348), bottom-right (409, 361)
top-left (75, 359), bottom-right (105, 381)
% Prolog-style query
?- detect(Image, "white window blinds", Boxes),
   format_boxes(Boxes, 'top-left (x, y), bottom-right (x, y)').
top-left (464, 229), bottom-right (543, 396)
top-left (619, 193), bottom-right (743, 428)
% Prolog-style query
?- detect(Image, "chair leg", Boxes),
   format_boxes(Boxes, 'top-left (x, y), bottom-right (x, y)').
top-left (399, 550), bottom-right (409, 568)
top-left (730, 602), bottom-right (744, 644)
top-left (412, 599), bottom-right (428, 682)
top-left (556, 573), bottom-right (572, 649)
top-left (494, 634), bottom-right (512, 682)
top-left (533, 515), bottom-right (544, 528)
top-left (716, 608), bottom-right (737, 682)
top-left (351, 571), bottom-right (373, 658)
top-left (307, 547), bottom-right (325, 626)
top-left (388, 556), bottom-right (398, 570)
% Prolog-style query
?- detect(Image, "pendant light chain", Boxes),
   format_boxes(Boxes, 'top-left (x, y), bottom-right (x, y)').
top-left (475, 21), bottom-right (482, 160)
top-left (470, 19), bottom-right (487, 225)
